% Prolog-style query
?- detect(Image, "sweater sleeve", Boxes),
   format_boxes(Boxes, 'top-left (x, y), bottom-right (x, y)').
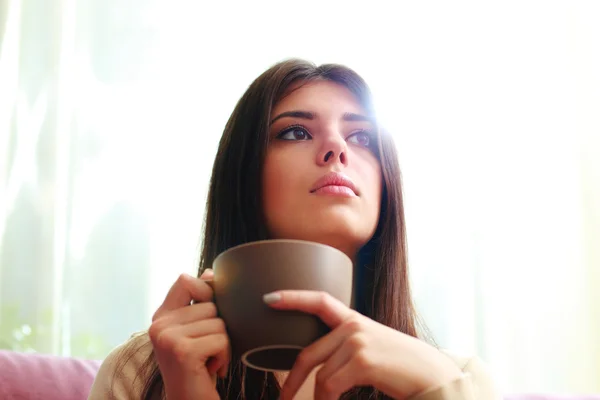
top-left (409, 355), bottom-right (503, 400)
top-left (87, 332), bottom-right (157, 400)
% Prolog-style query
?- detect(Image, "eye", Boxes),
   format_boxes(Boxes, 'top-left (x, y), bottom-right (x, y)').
top-left (277, 125), bottom-right (312, 141)
top-left (347, 130), bottom-right (373, 147)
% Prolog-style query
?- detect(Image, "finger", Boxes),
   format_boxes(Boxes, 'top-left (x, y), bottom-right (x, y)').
top-left (206, 358), bottom-right (220, 377)
top-left (281, 320), bottom-right (359, 399)
top-left (314, 335), bottom-right (373, 400)
top-left (206, 351), bottom-right (231, 378)
top-left (200, 268), bottom-right (214, 279)
top-left (206, 358), bottom-right (229, 378)
top-left (175, 317), bottom-right (227, 339)
top-left (314, 361), bottom-right (360, 400)
top-left (155, 274), bottom-right (214, 316)
top-left (217, 363), bottom-right (229, 379)
top-left (158, 302), bottom-right (218, 326)
top-left (313, 344), bottom-right (354, 399)
top-left (264, 290), bottom-right (354, 328)
top-left (192, 334), bottom-right (230, 376)
top-left (152, 316), bottom-right (224, 352)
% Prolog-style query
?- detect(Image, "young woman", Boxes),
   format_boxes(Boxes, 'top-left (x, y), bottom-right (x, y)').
top-left (88, 59), bottom-right (501, 399)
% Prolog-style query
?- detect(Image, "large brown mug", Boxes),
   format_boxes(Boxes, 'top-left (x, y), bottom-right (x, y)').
top-left (207, 239), bottom-right (353, 371)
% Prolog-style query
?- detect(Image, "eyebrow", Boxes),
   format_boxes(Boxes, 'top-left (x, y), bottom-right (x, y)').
top-left (342, 112), bottom-right (372, 122)
top-left (270, 110), bottom-right (315, 125)
top-left (270, 110), bottom-right (372, 125)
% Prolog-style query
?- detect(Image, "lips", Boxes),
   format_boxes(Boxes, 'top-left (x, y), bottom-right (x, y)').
top-left (310, 172), bottom-right (359, 197)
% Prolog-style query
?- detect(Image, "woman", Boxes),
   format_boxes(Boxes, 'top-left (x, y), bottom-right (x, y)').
top-left (88, 59), bottom-right (501, 399)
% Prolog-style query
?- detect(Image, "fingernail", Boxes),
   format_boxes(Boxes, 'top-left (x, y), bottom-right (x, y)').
top-left (263, 292), bottom-right (281, 304)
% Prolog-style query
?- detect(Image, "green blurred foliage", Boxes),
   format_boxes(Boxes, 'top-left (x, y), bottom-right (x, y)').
top-left (0, 303), bottom-right (110, 359)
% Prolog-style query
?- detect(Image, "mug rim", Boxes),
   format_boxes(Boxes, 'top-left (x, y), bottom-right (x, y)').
top-left (241, 344), bottom-right (304, 372)
top-left (213, 239), bottom-right (352, 266)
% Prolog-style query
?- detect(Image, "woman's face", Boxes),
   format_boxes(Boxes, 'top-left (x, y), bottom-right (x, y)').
top-left (262, 80), bottom-right (382, 258)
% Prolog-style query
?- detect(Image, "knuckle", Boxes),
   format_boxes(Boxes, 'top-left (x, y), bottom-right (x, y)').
top-left (202, 301), bottom-right (218, 317)
top-left (342, 317), bottom-right (363, 332)
top-left (151, 309), bottom-right (161, 322)
top-left (209, 333), bottom-right (230, 358)
top-left (177, 273), bottom-right (197, 293)
top-left (217, 333), bottom-right (230, 349)
top-left (148, 319), bottom-right (165, 342)
top-left (150, 326), bottom-right (177, 353)
top-left (347, 332), bottom-right (368, 351)
top-left (214, 318), bottom-right (227, 332)
top-left (175, 273), bottom-right (190, 289)
top-left (317, 291), bottom-right (331, 307)
top-left (353, 348), bottom-right (373, 369)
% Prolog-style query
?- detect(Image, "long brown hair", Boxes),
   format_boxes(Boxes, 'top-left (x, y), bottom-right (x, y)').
top-left (127, 59), bottom-right (427, 399)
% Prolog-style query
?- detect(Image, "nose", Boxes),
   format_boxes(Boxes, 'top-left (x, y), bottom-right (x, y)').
top-left (317, 133), bottom-right (348, 167)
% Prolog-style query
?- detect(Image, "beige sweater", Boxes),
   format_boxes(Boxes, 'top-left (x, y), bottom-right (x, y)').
top-left (88, 332), bottom-right (502, 400)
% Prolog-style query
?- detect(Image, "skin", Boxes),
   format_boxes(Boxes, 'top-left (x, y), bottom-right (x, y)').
top-left (265, 290), bottom-right (464, 400)
top-left (148, 81), bottom-right (463, 400)
top-left (149, 272), bottom-right (228, 400)
top-left (262, 80), bottom-right (382, 260)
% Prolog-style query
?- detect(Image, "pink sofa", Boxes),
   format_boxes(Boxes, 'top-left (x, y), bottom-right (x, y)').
top-left (0, 349), bottom-right (598, 399)
top-left (0, 350), bottom-right (100, 400)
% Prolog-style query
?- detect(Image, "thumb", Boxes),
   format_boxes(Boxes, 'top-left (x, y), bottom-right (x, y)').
top-left (200, 268), bottom-right (214, 280)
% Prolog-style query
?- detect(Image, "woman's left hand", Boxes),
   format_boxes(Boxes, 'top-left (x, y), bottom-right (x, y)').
top-left (264, 290), bottom-right (464, 400)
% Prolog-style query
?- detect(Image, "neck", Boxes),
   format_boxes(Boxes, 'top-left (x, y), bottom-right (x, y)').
top-left (321, 241), bottom-right (359, 265)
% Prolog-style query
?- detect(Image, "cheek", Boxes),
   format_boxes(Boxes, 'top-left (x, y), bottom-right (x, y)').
top-left (262, 157), bottom-right (282, 210)
top-left (357, 156), bottom-right (383, 205)
top-left (262, 152), bottom-right (303, 224)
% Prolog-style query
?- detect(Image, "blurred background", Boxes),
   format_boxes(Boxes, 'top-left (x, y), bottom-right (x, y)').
top-left (0, 0), bottom-right (598, 395)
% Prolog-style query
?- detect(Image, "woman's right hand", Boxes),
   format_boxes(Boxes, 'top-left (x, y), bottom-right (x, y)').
top-left (149, 269), bottom-right (230, 400)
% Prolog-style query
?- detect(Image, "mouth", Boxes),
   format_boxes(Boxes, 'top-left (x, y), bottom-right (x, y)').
top-left (310, 172), bottom-right (359, 197)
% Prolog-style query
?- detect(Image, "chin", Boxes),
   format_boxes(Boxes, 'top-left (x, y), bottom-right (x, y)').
top-left (314, 208), bottom-right (376, 242)
top-left (285, 224), bottom-right (374, 260)
top-left (266, 207), bottom-right (378, 258)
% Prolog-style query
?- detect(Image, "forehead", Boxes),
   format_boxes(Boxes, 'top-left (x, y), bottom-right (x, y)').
top-left (272, 80), bottom-right (366, 116)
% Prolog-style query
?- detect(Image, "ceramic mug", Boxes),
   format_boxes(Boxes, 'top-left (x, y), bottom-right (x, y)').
top-left (206, 239), bottom-right (353, 371)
